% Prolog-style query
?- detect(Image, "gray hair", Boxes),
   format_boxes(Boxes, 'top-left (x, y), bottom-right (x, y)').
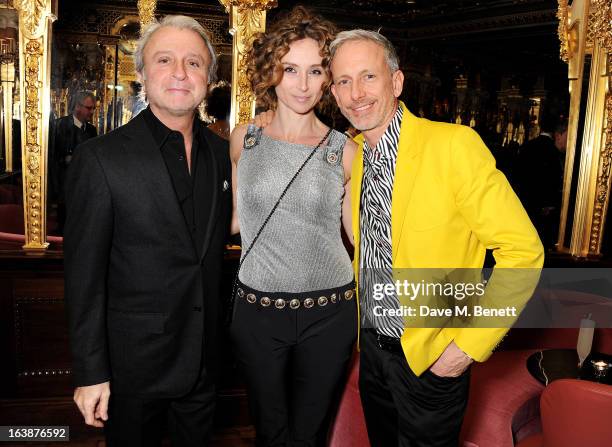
top-left (71, 91), bottom-right (95, 112)
top-left (330, 29), bottom-right (399, 73)
top-left (134, 15), bottom-right (217, 83)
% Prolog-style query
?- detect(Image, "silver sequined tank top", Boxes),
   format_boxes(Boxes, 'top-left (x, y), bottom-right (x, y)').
top-left (237, 125), bottom-right (354, 292)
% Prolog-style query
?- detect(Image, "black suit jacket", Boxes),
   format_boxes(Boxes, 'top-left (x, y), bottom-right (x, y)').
top-left (50, 115), bottom-right (97, 200)
top-left (64, 112), bottom-right (232, 398)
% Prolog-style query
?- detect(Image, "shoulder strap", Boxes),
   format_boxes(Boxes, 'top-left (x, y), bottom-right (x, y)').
top-left (229, 128), bottom-right (333, 308)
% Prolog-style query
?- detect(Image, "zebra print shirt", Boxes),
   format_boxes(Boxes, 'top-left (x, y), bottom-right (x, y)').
top-left (359, 105), bottom-right (404, 338)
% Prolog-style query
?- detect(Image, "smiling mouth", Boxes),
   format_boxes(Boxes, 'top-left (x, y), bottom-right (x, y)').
top-left (351, 102), bottom-right (375, 113)
top-left (294, 96), bottom-right (311, 102)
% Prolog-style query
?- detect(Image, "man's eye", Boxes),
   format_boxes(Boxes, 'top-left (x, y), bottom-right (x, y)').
top-left (365, 74), bottom-right (376, 80)
top-left (189, 61), bottom-right (200, 67)
top-left (158, 58), bottom-right (169, 64)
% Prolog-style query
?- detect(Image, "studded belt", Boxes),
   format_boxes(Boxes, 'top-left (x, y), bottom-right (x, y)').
top-left (235, 280), bottom-right (356, 310)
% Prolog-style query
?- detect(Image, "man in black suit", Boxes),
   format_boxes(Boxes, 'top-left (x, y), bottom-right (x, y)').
top-left (49, 91), bottom-right (98, 232)
top-left (64, 15), bottom-right (232, 447)
top-left (516, 116), bottom-right (567, 250)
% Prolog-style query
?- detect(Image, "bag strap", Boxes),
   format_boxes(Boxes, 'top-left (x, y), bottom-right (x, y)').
top-left (230, 127), bottom-right (333, 307)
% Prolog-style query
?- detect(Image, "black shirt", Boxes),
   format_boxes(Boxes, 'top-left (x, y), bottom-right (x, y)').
top-left (142, 106), bottom-right (211, 257)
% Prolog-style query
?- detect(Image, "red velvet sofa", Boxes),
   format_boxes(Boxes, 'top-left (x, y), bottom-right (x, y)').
top-left (329, 327), bottom-right (612, 447)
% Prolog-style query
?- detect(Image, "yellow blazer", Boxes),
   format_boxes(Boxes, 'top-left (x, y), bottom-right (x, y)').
top-left (352, 102), bottom-right (544, 376)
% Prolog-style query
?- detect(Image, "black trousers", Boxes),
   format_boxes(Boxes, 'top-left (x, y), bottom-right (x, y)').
top-left (104, 367), bottom-right (216, 447)
top-left (230, 282), bottom-right (357, 447)
top-left (359, 330), bottom-right (470, 447)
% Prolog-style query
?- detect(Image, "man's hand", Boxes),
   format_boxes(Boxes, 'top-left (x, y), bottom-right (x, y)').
top-left (73, 381), bottom-right (110, 427)
top-left (251, 110), bottom-right (274, 128)
top-left (429, 341), bottom-right (473, 378)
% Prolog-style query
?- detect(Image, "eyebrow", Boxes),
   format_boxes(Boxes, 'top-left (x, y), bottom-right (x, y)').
top-left (334, 69), bottom-right (371, 79)
top-left (151, 51), bottom-right (205, 61)
top-left (282, 62), bottom-right (324, 68)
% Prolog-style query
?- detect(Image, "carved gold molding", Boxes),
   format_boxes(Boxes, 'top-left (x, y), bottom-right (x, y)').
top-left (557, 0), bottom-right (569, 62)
top-left (13, 0), bottom-right (55, 250)
top-left (137, 0), bottom-right (156, 29)
top-left (590, 88), bottom-right (612, 253)
top-left (591, 0), bottom-right (612, 53)
top-left (558, 0), bottom-right (612, 257)
top-left (219, 0), bottom-right (277, 129)
top-left (558, 0), bottom-right (590, 251)
top-left (587, 0), bottom-right (612, 254)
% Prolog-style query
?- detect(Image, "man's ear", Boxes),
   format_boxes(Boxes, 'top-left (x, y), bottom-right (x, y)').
top-left (392, 70), bottom-right (404, 98)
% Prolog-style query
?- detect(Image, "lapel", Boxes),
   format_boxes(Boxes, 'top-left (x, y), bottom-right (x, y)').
top-left (351, 133), bottom-right (364, 272)
top-left (352, 102), bottom-right (424, 266)
top-left (197, 127), bottom-right (221, 264)
top-left (390, 102), bottom-right (424, 264)
top-left (120, 114), bottom-right (197, 260)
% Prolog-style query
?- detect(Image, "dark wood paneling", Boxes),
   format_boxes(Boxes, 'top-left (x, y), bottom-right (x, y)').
top-left (0, 252), bottom-right (252, 433)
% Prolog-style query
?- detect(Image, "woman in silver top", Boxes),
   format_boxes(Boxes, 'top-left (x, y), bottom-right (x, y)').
top-left (229, 7), bottom-right (357, 447)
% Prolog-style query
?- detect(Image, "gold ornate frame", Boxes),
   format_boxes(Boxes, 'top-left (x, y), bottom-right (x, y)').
top-left (557, 0), bottom-right (612, 257)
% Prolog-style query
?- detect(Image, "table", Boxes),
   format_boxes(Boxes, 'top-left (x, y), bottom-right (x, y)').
top-left (526, 349), bottom-right (612, 385)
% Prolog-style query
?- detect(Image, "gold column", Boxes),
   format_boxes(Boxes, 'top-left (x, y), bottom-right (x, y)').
top-left (137, 0), bottom-right (157, 29)
top-left (13, 0), bottom-right (56, 250)
top-left (586, 0), bottom-right (612, 255)
top-left (219, 0), bottom-right (277, 130)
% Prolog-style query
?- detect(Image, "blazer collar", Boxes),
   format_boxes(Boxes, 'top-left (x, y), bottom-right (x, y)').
top-left (197, 127), bottom-right (221, 264)
top-left (352, 101), bottom-right (424, 265)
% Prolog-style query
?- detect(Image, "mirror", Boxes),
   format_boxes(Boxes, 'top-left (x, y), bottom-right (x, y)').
top-left (45, 4), bottom-right (232, 238)
top-left (0, 7), bottom-right (22, 241)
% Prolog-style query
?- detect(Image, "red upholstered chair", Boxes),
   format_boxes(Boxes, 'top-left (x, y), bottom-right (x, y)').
top-left (0, 184), bottom-right (22, 204)
top-left (460, 323), bottom-right (612, 446)
top-left (328, 352), bottom-right (370, 447)
top-left (515, 379), bottom-right (612, 447)
top-left (0, 204), bottom-right (24, 233)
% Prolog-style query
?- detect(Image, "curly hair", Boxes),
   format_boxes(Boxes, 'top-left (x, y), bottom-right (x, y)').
top-left (246, 6), bottom-right (337, 112)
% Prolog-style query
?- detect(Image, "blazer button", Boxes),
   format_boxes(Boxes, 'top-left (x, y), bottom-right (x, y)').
top-left (193, 306), bottom-right (202, 312)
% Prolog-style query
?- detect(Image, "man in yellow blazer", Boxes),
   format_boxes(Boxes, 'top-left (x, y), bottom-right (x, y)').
top-left (330, 30), bottom-right (544, 446)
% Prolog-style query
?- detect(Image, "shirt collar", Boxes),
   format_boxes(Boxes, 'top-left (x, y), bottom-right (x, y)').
top-left (363, 103), bottom-right (403, 154)
top-left (142, 106), bottom-right (200, 148)
top-left (73, 115), bottom-right (83, 129)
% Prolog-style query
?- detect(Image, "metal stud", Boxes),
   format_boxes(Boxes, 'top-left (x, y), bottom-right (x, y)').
top-left (275, 299), bottom-right (286, 309)
top-left (344, 289), bottom-right (354, 300)
top-left (245, 136), bottom-right (257, 148)
top-left (304, 298), bottom-right (315, 308)
top-left (237, 288), bottom-right (245, 298)
top-left (260, 297), bottom-right (271, 307)
top-left (331, 293), bottom-right (337, 303)
top-left (289, 299), bottom-right (300, 309)
top-left (326, 151), bottom-right (339, 164)
top-left (318, 296), bottom-right (328, 306)
top-left (246, 293), bottom-right (256, 304)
